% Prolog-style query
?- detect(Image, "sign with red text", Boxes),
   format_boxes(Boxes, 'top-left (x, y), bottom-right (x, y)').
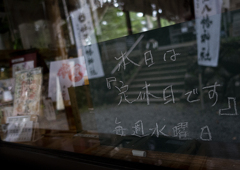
top-left (48, 57), bottom-right (87, 101)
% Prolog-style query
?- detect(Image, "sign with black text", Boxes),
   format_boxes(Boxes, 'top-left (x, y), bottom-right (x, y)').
top-left (194, 0), bottom-right (222, 67)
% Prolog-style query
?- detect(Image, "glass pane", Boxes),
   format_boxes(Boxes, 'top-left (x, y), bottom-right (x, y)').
top-left (1, 0), bottom-right (240, 169)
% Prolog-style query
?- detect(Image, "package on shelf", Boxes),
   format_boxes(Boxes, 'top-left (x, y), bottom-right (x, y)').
top-left (13, 67), bottom-right (43, 117)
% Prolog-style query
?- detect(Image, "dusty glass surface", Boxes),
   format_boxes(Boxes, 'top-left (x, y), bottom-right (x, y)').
top-left (1, 0), bottom-right (240, 169)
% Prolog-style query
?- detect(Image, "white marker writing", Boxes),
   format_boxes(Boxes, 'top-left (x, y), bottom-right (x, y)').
top-left (219, 97), bottom-right (238, 116)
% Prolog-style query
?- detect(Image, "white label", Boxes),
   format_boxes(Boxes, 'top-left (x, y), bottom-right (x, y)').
top-left (194, 0), bottom-right (222, 67)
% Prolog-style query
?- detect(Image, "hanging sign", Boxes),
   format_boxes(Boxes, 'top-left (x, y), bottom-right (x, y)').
top-left (194, 0), bottom-right (222, 67)
top-left (70, 4), bottom-right (104, 79)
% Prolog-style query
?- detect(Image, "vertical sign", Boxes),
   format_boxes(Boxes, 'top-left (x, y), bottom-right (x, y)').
top-left (48, 57), bottom-right (87, 102)
top-left (194, 0), bottom-right (222, 67)
top-left (13, 68), bottom-right (42, 116)
top-left (71, 4), bottom-right (104, 79)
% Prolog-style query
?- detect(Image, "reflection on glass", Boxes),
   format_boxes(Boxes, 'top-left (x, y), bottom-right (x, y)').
top-left (2, 0), bottom-right (240, 169)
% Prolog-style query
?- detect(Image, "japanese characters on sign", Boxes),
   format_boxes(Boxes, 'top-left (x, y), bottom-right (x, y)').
top-left (83, 43), bottom-right (104, 78)
top-left (13, 68), bottom-right (42, 116)
top-left (194, 0), bottom-right (222, 67)
top-left (106, 42), bottom-right (237, 116)
top-left (107, 76), bottom-right (238, 116)
top-left (103, 34), bottom-right (239, 142)
top-left (71, 4), bottom-right (104, 79)
top-left (111, 38), bottom-right (179, 74)
top-left (113, 118), bottom-right (212, 141)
